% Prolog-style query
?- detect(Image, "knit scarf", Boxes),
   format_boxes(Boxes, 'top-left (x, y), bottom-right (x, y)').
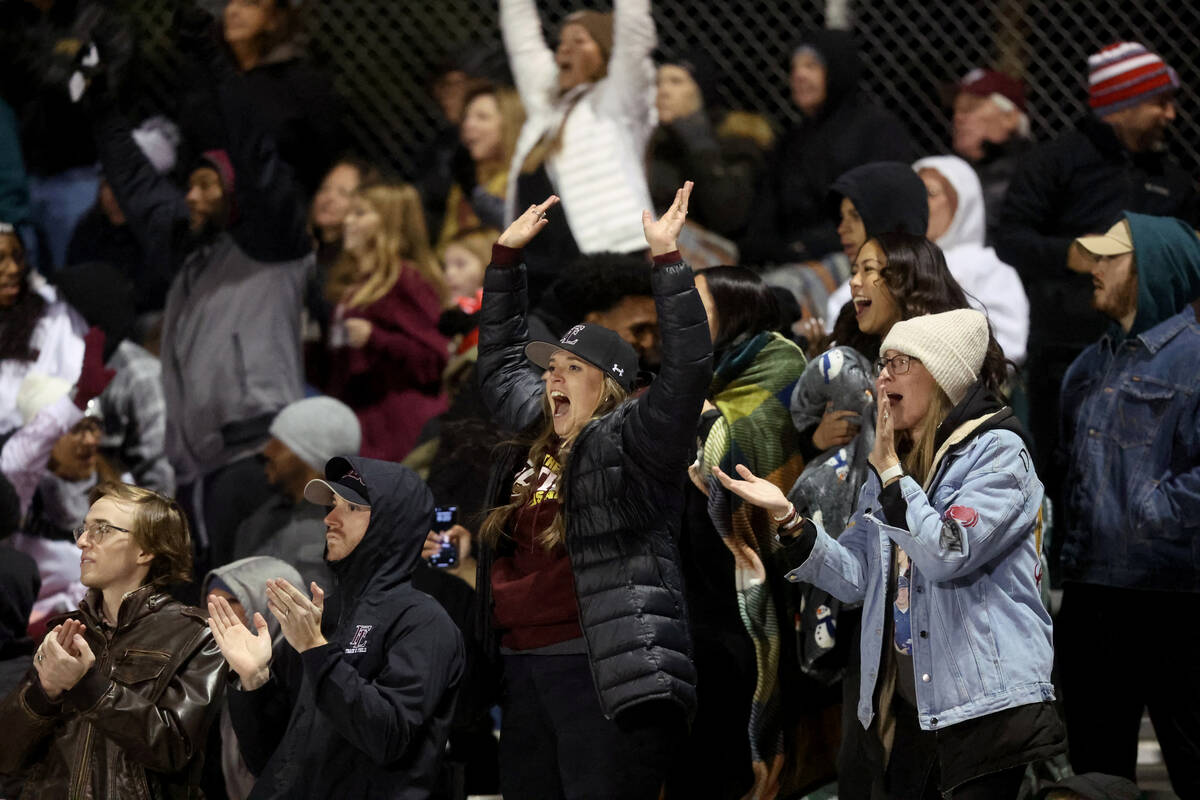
top-left (700, 331), bottom-right (807, 800)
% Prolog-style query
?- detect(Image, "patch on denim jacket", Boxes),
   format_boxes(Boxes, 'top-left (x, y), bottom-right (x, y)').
top-left (945, 505), bottom-right (979, 527)
top-left (939, 521), bottom-right (965, 553)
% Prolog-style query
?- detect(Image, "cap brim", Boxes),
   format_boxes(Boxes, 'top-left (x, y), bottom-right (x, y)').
top-left (303, 479), bottom-right (370, 508)
top-left (524, 340), bottom-right (563, 370)
top-left (1073, 234), bottom-right (1133, 263)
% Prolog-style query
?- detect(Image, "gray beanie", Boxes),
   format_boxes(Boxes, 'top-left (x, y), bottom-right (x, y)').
top-left (268, 396), bottom-right (362, 473)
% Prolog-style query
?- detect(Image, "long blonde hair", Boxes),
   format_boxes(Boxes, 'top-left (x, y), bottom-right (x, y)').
top-left (481, 375), bottom-right (628, 550)
top-left (463, 83), bottom-right (526, 184)
top-left (898, 387), bottom-right (954, 486)
top-left (326, 183), bottom-right (445, 308)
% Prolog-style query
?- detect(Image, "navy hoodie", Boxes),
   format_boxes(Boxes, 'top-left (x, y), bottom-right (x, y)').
top-left (228, 457), bottom-right (465, 800)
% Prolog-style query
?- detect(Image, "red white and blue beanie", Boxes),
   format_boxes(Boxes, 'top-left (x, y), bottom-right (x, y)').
top-left (1088, 42), bottom-right (1179, 116)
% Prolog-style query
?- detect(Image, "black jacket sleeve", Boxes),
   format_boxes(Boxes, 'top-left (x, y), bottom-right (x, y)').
top-left (622, 252), bottom-right (713, 479)
top-left (994, 144), bottom-right (1075, 284)
top-left (226, 645), bottom-right (300, 775)
top-left (476, 244), bottom-right (552, 434)
top-left (214, 74), bottom-right (312, 263)
top-left (92, 108), bottom-right (189, 281)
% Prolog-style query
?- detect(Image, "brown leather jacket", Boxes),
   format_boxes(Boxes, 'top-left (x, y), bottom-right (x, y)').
top-left (0, 585), bottom-right (226, 799)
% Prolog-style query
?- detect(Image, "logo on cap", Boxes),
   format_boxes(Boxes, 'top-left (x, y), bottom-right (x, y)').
top-left (612, 363), bottom-right (624, 377)
top-left (561, 325), bottom-right (585, 346)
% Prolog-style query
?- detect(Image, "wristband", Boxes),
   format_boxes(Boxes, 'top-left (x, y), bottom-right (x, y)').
top-left (878, 463), bottom-right (904, 485)
top-left (771, 502), bottom-right (796, 523)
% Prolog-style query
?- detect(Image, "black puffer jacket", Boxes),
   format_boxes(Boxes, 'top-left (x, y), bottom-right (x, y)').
top-left (474, 244), bottom-right (712, 719)
top-left (228, 457), bottom-right (465, 800)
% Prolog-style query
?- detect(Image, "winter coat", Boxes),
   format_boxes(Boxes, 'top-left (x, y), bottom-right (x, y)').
top-left (474, 244), bottom-right (712, 719)
top-left (316, 268), bottom-right (449, 463)
top-left (0, 585), bottom-right (227, 799)
top-left (0, 292), bottom-right (86, 437)
top-left (228, 457), bottom-right (464, 800)
top-left (646, 112), bottom-right (766, 239)
top-left (914, 155), bottom-right (1029, 364)
top-left (179, 42), bottom-right (345, 195)
top-left (0, 0), bottom-right (133, 176)
top-left (93, 78), bottom-right (313, 486)
top-left (995, 115), bottom-right (1200, 349)
top-left (741, 31), bottom-right (917, 265)
top-left (501, 0), bottom-right (657, 255)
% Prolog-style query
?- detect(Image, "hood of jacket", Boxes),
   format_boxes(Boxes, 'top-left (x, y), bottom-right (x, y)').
top-left (794, 29), bottom-right (862, 120)
top-left (202, 556), bottom-right (302, 647)
top-left (913, 154), bottom-right (986, 251)
top-left (1124, 211), bottom-right (1200, 337)
top-left (324, 456), bottom-right (434, 601)
top-left (829, 160), bottom-right (929, 240)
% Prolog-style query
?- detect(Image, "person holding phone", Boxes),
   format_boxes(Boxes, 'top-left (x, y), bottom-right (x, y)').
top-left (473, 183), bottom-right (710, 798)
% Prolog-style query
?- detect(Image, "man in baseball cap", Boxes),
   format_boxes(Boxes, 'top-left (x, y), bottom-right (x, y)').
top-left (211, 455), bottom-right (464, 799)
top-left (1058, 212), bottom-right (1200, 793)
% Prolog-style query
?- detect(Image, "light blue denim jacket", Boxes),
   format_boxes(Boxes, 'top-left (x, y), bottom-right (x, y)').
top-left (785, 424), bottom-right (1054, 731)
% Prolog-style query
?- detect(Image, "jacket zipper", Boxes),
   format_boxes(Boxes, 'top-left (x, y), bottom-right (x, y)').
top-left (70, 721), bottom-right (95, 800)
top-left (562, 421), bottom-right (612, 717)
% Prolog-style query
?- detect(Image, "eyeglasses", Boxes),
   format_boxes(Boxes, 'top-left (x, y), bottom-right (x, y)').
top-left (72, 521), bottom-right (132, 544)
top-left (875, 354), bottom-right (920, 376)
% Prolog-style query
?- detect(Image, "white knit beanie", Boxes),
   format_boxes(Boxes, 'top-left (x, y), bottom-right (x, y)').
top-left (268, 396), bottom-right (362, 474)
top-left (880, 309), bottom-right (989, 404)
top-left (17, 373), bottom-right (73, 426)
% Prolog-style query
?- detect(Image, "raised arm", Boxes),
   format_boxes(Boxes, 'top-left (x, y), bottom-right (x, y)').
top-left (476, 196), bottom-right (562, 433)
top-left (92, 107), bottom-right (189, 268)
top-left (596, 0), bottom-right (657, 120)
top-left (499, 0), bottom-right (558, 114)
top-left (214, 75), bottom-right (311, 262)
top-left (623, 183), bottom-right (713, 474)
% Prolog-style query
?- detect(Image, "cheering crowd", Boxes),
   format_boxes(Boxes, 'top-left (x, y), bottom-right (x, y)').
top-left (1, 0), bottom-right (1199, 798)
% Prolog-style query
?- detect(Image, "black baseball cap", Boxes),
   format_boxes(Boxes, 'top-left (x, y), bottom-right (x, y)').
top-left (525, 323), bottom-right (638, 391)
top-left (303, 456), bottom-right (371, 508)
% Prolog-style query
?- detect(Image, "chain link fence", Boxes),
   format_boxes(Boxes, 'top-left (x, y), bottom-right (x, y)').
top-left (114, 0), bottom-right (1200, 181)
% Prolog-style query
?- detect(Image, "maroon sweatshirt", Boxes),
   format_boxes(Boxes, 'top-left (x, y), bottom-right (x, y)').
top-left (318, 266), bottom-right (449, 462)
top-left (490, 449), bottom-right (582, 650)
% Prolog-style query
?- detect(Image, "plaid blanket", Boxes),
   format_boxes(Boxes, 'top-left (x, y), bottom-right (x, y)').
top-left (699, 331), bottom-right (807, 799)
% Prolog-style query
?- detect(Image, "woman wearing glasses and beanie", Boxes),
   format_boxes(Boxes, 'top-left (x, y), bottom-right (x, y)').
top-left (716, 308), bottom-right (1064, 799)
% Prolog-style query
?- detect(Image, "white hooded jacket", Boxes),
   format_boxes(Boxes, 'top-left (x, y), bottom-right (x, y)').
top-left (915, 155), bottom-right (1029, 364)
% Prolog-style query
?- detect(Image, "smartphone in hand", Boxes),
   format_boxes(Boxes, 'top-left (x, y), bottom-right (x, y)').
top-left (429, 506), bottom-right (458, 568)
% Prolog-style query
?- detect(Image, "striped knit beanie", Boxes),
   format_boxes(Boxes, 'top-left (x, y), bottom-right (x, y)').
top-left (1088, 42), bottom-right (1180, 117)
